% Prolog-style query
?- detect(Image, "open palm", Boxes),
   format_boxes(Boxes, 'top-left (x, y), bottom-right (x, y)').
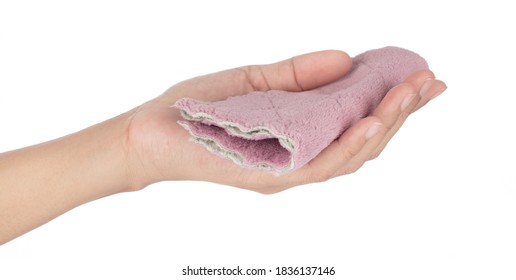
top-left (125, 50), bottom-right (446, 193)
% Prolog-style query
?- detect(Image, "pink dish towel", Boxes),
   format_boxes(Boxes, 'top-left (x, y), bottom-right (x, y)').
top-left (175, 46), bottom-right (428, 175)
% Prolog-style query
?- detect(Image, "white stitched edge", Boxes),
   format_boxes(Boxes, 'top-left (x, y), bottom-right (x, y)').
top-left (178, 111), bottom-right (296, 174)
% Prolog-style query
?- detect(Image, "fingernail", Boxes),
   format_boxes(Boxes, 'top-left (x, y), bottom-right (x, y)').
top-left (400, 93), bottom-right (416, 111)
top-left (430, 86), bottom-right (447, 100)
top-left (419, 80), bottom-right (433, 98)
top-left (365, 122), bottom-right (382, 140)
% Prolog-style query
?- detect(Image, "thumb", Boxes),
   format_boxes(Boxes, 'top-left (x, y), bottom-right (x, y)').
top-left (164, 50), bottom-right (352, 102)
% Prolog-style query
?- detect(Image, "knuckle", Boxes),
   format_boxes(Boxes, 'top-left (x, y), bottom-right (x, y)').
top-left (236, 65), bottom-right (270, 91)
top-left (399, 110), bottom-right (412, 122)
top-left (338, 141), bottom-right (362, 160)
top-left (368, 146), bottom-right (384, 160)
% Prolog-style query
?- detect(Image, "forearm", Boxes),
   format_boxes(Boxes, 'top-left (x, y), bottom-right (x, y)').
top-left (0, 112), bottom-right (135, 244)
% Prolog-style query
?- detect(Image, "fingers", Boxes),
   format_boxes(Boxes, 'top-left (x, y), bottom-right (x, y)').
top-left (371, 83), bottom-right (418, 127)
top-left (414, 79), bottom-right (447, 112)
top-left (302, 69), bottom-right (447, 181)
top-left (301, 117), bottom-right (383, 182)
top-left (370, 72), bottom-right (447, 159)
top-left (334, 83), bottom-right (417, 176)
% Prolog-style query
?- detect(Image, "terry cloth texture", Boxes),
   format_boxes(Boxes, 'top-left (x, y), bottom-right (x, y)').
top-left (175, 46), bottom-right (428, 175)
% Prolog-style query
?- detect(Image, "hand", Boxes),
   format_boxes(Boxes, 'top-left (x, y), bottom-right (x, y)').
top-left (0, 50), bottom-right (446, 243)
top-left (125, 50), bottom-right (447, 194)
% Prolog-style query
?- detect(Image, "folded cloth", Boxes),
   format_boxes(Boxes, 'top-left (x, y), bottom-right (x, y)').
top-left (175, 46), bottom-right (428, 175)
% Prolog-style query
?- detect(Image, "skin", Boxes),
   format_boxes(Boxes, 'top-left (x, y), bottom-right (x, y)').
top-left (0, 50), bottom-right (446, 244)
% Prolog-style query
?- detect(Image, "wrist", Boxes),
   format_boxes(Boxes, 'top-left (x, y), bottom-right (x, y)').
top-left (118, 106), bottom-right (165, 191)
top-left (106, 109), bottom-right (150, 192)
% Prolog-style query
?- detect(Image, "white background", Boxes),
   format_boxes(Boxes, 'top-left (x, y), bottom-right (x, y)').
top-left (1, 0), bottom-right (515, 279)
